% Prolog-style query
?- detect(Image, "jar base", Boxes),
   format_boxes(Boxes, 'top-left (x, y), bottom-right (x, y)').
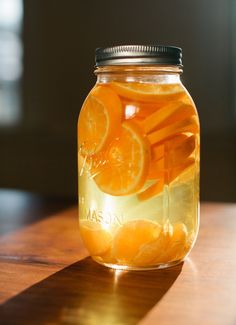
top-left (92, 257), bottom-right (184, 271)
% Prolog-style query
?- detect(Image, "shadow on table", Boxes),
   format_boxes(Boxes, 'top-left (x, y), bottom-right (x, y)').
top-left (0, 257), bottom-right (183, 325)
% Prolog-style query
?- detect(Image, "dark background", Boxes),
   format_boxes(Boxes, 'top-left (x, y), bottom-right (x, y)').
top-left (0, 0), bottom-right (236, 201)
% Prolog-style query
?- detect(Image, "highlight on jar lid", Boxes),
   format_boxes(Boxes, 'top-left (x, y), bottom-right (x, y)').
top-left (95, 45), bottom-right (182, 67)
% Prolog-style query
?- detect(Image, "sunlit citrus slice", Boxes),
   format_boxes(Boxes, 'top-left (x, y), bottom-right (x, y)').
top-left (79, 220), bottom-right (112, 256)
top-left (133, 222), bottom-right (173, 265)
top-left (78, 86), bottom-right (122, 156)
top-left (113, 219), bottom-right (162, 263)
top-left (110, 82), bottom-right (185, 102)
top-left (94, 120), bottom-right (150, 195)
top-left (164, 223), bottom-right (188, 261)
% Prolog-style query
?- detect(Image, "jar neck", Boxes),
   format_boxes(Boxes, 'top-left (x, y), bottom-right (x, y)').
top-left (95, 65), bottom-right (182, 84)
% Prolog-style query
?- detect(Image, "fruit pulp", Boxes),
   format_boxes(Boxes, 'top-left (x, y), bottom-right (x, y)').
top-left (78, 80), bottom-right (200, 270)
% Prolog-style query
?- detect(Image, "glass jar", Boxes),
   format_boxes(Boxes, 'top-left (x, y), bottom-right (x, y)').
top-left (78, 45), bottom-right (200, 270)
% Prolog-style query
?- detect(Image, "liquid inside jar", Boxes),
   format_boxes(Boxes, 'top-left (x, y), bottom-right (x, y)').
top-left (78, 73), bottom-right (199, 270)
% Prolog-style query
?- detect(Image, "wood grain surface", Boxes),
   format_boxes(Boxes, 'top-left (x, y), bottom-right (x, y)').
top-left (0, 190), bottom-right (236, 325)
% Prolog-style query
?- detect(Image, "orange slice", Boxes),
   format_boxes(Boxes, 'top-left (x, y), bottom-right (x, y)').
top-left (133, 222), bottom-right (173, 265)
top-left (113, 219), bottom-right (162, 263)
top-left (164, 223), bottom-right (188, 262)
top-left (79, 220), bottom-right (112, 256)
top-left (110, 82), bottom-right (185, 102)
top-left (94, 120), bottom-right (150, 195)
top-left (78, 86), bottom-right (122, 156)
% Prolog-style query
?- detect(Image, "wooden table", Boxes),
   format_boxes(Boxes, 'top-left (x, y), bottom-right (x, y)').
top-left (0, 190), bottom-right (236, 325)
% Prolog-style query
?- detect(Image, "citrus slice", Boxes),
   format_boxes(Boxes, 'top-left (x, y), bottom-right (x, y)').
top-left (94, 120), bottom-right (150, 195)
top-left (79, 220), bottom-right (112, 256)
top-left (110, 82), bottom-right (185, 102)
top-left (113, 219), bottom-right (162, 263)
top-left (78, 86), bottom-right (122, 156)
top-left (165, 223), bottom-right (188, 262)
top-left (133, 222), bottom-right (173, 265)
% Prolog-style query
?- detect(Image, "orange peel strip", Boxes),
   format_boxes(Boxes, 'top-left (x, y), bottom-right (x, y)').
top-left (141, 102), bottom-right (194, 134)
top-left (147, 116), bottom-right (199, 146)
top-left (138, 178), bottom-right (165, 201)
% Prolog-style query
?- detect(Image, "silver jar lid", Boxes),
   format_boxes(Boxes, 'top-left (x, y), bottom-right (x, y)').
top-left (95, 45), bottom-right (182, 67)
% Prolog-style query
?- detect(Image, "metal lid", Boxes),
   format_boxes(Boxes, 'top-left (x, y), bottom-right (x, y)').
top-left (95, 45), bottom-right (182, 67)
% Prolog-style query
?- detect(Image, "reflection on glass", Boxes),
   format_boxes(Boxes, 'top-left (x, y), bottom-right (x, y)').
top-left (0, 0), bottom-right (23, 126)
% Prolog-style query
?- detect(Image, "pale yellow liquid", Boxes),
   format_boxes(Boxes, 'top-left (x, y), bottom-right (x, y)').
top-left (79, 152), bottom-right (199, 269)
top-left (78, 80), bottom-right (200, 270)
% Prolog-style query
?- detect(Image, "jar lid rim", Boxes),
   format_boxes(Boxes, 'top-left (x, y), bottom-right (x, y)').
top-left (95, 45), bottom-right (182, 67)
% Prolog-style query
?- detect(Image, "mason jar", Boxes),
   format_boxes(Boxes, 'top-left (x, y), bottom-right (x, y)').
top-left (78, 45), bottom-right (200, 270)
